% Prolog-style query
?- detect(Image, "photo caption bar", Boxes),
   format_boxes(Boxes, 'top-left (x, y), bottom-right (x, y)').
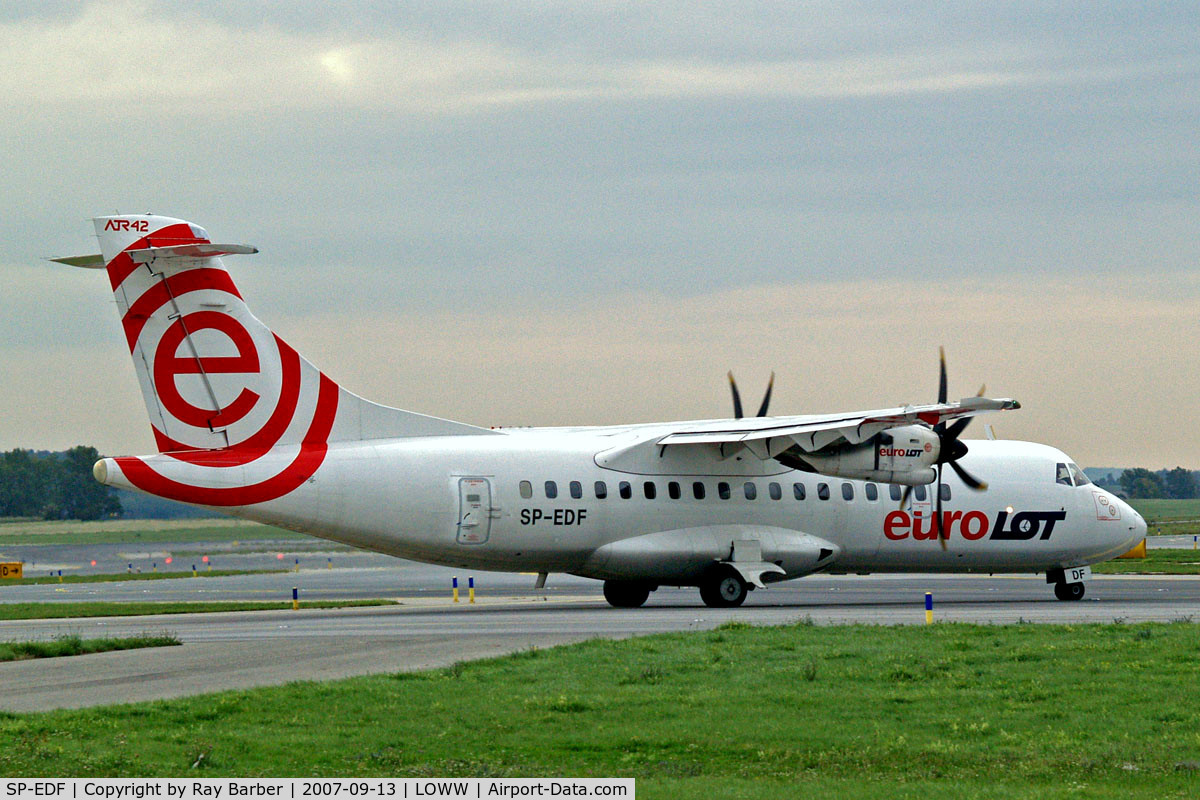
top-left (1, 780), bottom-right (634, 800)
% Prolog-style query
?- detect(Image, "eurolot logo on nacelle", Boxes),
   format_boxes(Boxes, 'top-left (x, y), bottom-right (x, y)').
top-left (878, 442), bottom-right (934, 459)
top-left (884, 509), bottom-right (1067, 541)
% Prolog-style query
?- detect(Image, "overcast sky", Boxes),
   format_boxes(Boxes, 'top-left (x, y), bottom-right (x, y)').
top-left (2, 1), bottom-right (1198, 468)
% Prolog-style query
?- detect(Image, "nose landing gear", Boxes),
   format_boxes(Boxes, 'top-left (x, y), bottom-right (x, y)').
top-left (1047, 567), bottom-right (1086, 601)
top-left (1053, 581), bottom-right (1086, 601)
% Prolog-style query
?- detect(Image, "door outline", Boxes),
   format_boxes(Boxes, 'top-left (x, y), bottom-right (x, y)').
top-left (456, 477), bottom-right (493, 545)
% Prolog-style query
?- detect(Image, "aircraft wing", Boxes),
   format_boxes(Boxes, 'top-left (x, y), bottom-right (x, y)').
top-left (655, 396), bottom-right (1020, 460)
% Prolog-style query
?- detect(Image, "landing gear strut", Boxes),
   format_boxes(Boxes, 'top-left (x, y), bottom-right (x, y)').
top-left (602, 580), bottom-right (653, 608)
top-left (699, 568), bottom-right (749, 608)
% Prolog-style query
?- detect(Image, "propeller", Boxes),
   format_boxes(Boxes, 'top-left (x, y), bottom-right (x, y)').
top-left (900, 348), bottom-right (991, 550)
top-left (727, 371), bottom-right (775, 419)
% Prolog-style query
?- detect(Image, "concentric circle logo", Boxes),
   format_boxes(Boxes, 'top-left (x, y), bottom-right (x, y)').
top-left (153, 310), bottom-right (263, 429)
top-left (107, 236), bottom-right (339, 507)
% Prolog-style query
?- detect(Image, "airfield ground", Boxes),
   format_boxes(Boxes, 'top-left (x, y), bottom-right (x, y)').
top-left (0, 511), bottom-right (1198, 796)
top-left (2, 622), bottom-right (1198, 799)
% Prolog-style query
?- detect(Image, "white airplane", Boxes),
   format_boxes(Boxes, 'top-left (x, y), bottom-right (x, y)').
top-left (53, 215), bottom-right (1146, 607)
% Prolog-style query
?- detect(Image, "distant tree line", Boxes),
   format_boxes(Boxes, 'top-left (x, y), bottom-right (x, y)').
top-left (1095, 467), bottom-right (1200, 500)
top-left (0, 446), bottom-right (122, 520)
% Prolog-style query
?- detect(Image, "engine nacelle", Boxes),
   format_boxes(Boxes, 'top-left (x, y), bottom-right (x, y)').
top-left (781, 424), bottom-right (940, 486)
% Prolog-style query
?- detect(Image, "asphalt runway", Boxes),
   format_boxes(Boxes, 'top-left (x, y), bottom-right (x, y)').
top-left (2, 545), bottom-right (1199, 712)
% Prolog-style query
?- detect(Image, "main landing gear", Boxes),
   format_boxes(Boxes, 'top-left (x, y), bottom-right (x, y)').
top-left (699, 567), bottom-right (749, 608)
top-left (602, 580), bottom-right (655, 608)
top-left (1047, 567), bottom-right (1086, 601)
top-left (602, 569), bottom-right (754, 609)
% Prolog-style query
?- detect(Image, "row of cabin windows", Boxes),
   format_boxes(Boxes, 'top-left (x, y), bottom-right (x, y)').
top-left (520, 479), bottom-right (950, 502)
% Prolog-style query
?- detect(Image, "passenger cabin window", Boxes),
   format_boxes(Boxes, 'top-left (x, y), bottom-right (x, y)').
top-left (841, 483), bottom-right (854, 501)
top-left (769, 482), bottom-right (782, 500)
top-left (889, 484), bottom-right (902, 502)
top-left (643, 481), bottom-right (657, 500)
top-left (594, 481), bottom-right (608, 499)
top-left (818, 483), bottom-right (830, 501)
top-left (744, 482), bottom-right (757, 500)
top-left (1068, 463), bottom-right (1091, 486)
top-left (545, 481), bottom-right (558, 499)
top-left (793, 482), bottom-right (806, 501)
top-left (940, 484), bottom-right (951, 501)
top-left (519, 481), bottom-right (533, 499)
top-left (619, 481), bottom-right (632, 499)
top-left (1056, 463), bottom-right (1072, 486)
top-left (914, 485), bottom-right (927, 502)
top-left (693, 482), bottom-right (706, 500)
top-left (569, 481), bottom-right (582, 499)
top-left (668, 481), bottom-right (681, 500)
top-left (718, 482), bottom-right (731, 500)
top-left (865, 483), bottom-right (878, 502)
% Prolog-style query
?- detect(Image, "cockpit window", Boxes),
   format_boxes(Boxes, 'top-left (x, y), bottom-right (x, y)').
top-left (1056, 463), bottom-right (1073, 486)
top-left (1068, 462), bottom-right (1091, 486)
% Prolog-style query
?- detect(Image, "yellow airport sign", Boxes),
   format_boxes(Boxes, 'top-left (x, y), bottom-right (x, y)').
top-left (0, 562), bottom-right (23, 579)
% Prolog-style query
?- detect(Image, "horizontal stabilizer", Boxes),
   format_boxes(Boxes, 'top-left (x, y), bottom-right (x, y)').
top-left (129, 243), bottom-right (258, 263)
top-left (50, 244), bottom-right (257, 269)
top-left (49, 253), bottom-right (105, 269)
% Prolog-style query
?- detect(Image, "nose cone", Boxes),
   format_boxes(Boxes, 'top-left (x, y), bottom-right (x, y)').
top-left (1115, 497), bottom-right (1147, 553)
top-left (1127, 501), bottom-right (1147, 542)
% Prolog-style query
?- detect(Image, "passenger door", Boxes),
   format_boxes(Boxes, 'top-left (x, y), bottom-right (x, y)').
top-left (456, 477), bottom-right (494, 545)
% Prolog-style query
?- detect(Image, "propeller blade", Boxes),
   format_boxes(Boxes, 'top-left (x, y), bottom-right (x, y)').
top-left (976, 383), bottom-right (986, 398)
top-left (931, 348), bottom-right (990, 500)
top-left (755, 371), bottom-right (775, 417)
top-left (938, 346), bottom-right (948, 405)
top-left (936, 465), bottom-right (947, 551)
top-left (727, 371), bottom-right (744, 419)
top-left (898, 484), bottom-right (912, 510)
top-left (949, 460), bottom-right (988, 491)
top-left (945, 417), bottom-right (971, 441)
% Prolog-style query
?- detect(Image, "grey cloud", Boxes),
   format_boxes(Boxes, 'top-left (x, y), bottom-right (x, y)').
top-left (3, 2), bottom-right (1199, 466)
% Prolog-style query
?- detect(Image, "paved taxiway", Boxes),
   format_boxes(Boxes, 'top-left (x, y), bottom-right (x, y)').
top-left (2, 555), bottom-right (1198, 711)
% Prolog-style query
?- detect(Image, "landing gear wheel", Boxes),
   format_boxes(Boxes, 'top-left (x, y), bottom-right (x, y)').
top-left (699, 570), bottom-right (749, 608)
top-left (1054, 581), bottom-right (1085, 601)
top-left (603, 580), bottom-right (652, 608)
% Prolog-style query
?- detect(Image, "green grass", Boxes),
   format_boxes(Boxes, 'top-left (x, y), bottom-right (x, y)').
top-left (0, 633), bottom-right (180, 662)
top-left (1093, 549), bottom-right (1200, 575)
top-left (1147, 520), bottom-right (1200, 538)
top-left (1129, 499), bottom-right (1200, 523)
top-left (1, 622), bottom-right (1198, 798)
top-left (0, 600), bottom-right (398, 620)
top-left (173, 544), bottom-right (355, 557)
top-left (3, 569), bottom-right (284, 586)
top-left (0, 519), bottom-right (306, 547)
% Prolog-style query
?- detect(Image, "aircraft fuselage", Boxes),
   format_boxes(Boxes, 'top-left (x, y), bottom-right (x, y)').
top-left (205, 433), bottom-right (1143, 583)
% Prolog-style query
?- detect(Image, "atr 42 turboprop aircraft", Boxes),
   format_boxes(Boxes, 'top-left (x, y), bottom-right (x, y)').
top-left (52, 215), bottom-right (1145, 607)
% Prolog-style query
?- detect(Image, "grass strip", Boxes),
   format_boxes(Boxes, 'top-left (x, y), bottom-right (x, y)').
top-left (0, 599), bottom-right (397, 620)
top-left (0, 526), bottom-right (308, 547)
top-left (3, 569), bottom-right (286, 586)
top-left (0, 621), bottom-right (1198, 797)
top-left (1146, 521), bottom-right (1200, 538)
top-left (1094, 549), bottom-right (1200, 574)
top-left (1129, 498), bottom-right (1200, 523)
top-left (0, 633), bottom-right (180, 663)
